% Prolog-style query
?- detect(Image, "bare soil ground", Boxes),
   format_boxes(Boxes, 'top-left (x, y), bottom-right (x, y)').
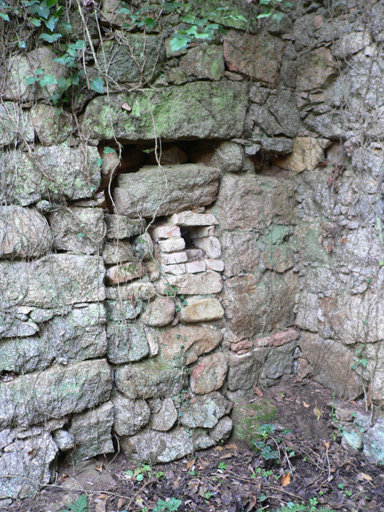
top-left (8, 379), bottom-right (384, 512)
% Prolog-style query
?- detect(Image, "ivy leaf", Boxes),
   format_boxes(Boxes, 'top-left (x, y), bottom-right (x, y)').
top-left (89, 77), bottom-right (104, 93)
top-left (144, 17), bottom-right (157, 29)
top-left (30, 17), bottom-right (41, 26)
top-left (40, 74), bottom-right (58, 86)
top-left (40, 33), bottom-right (62, 43)
top-left (103, 146), bottom-right (116, 154)
top-left (180, 14), bottom-right (195, 23)
top-left (44, 15), bottom-right (57, 32)
top-left (0, 13), bottom-right (10, 21)
top-left (97, 157), bottom-right (103, 167)
top-left (70, 72), bottom-right (79, 85)
top-left (25, 76), bottom-right (37, 85)
top-left (118, 7), bottom-right (131, 14)
top-left (169, 34), bottom-right (189, 52)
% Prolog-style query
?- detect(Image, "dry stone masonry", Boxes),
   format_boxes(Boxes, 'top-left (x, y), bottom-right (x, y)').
top-left (1, 0), bottom-right (384, 501)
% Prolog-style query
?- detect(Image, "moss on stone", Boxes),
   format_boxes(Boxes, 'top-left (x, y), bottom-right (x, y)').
top-left (232, 398), bottom-right (277, 447)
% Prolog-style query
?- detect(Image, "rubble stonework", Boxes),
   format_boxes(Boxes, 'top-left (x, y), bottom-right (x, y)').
top-left (1, 0), bottom-right (384, 499)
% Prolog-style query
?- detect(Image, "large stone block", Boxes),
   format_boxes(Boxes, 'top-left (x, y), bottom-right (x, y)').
top-left (114, 164), bottom-right (220, 218)
top-left (149, 324), bottom-right (222, 365)
top-left (276, 137), bottom-right (325, 173)
top-left (50, 207), bottom-right (104, 254)
top-left (105, 215), bottom-right (146, 239)
top-left (221, 232), bottom-right (260, 277)
top-left (112, 393), bottom-right (151, 436)
top-left (107, 321), bottom-right (149, 364)
top-left (0, 254), bottom-right (105, 308)
top-left (180, 297), bottom-right (224, 323)
top-left (0, 102), bottom-right (34, 147)
top-left (81, 82), bottom-right (248, 141)
top-left (68, 402), bottom-right (114, 463)
top-left (223, 272), bottom-right (298, 342)
top-left (0, 433), bottom-right (58, 499)
top-left (0, 145), bottom-right (100, 206)
top-left (223, 30), bottom-right (284, 87)
top-left (30, 104), bottom-right (73, 146)
top-left (3, 47), bottom-right (68, 101)
top-left (0, 359), bottom-right (112, 429)
top-left (115, 358), bottom-right (185, 400)
top-left (296, 47), bottom-right (337, 92)
top-left (190, 352), bottom-right (228, 394)
top-left (180, 392), bottom-right (229, 429)
top-left (142, 297), bottom-right (175, 327)
top-left (99, 34), bottom-right (165, 85)
top-left (120, 427), bottom-right (193, 463)
top-left (0, 304), bottom-right (107, 374)
top-left (190, 141), bottom-right (244, 173)
top-left (157, 271), bottom-right (222, 296)
top-left (179, 44), bottom-right (224, 81)
top-left (299, 334), bottom-right (362, 400)
top-left (214, 173), bottom-right (296, 231)
top-left (0, 206), bottom-right (52, 259)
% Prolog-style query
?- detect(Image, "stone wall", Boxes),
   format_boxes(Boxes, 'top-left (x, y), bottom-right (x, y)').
top-left (1, 0), bottom-right (384, 499)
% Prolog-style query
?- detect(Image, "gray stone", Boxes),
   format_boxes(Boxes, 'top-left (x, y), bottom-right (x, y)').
top-left (0, 433), bottom-right (58, 499)
top-left (227, 351), bottom-right (263, 392)
top-left (190, 353), bottom-right (228, 394)
top-left (221, 232), bottom-right (260, 277)
top-left (214, 173), bottom-right (297, 231)
top-left (53, 430), bottom-right (75, 451)
top-left (105, 215), bottom-right (146, 239)
top-left (81, 82), bottom-right (248, 141)
top-left (69, 402), bottom-right (114, 462)
top-left (247, 89), bottom-right (301, 139)
top-left (223, 30), bottom-right (284, 87)
top-left (4, 47), bottom-right (68, 101)
top-left (142, 297), bottom-right (175, 327)
top-left (0, 303), bottom-right (107, 374)
top-left (106, 299), bottom-right (142, 322)
top-left (99, 34), bottom-right (165, 85)
top-left (299, 334), bottom-right (362, 400)
top-left (209, 416), bottom-right (233, 443)
top-left (30, 104), bottom-right (73, 145)
top-left (132, 232), bottom-right (154, 261)
top-left (157, 271), bottom-right (223, 296)
top-left (179, 45), bottom-right (224, 81)
top-left (0, 145), bottom-right (100, 206)
top-left (223, 272), bottom-right (298, 342)
top-left (107, 321), bottom-right (149, 364)
top-left (0, 314), bottom-right (39, 339)
top-left (50, 207), bottom-right (105, 254)
top-left (151, 398), bottom-right (178, 432)
top-left (114, 164), bottom-right (220, 218)
top-left (105, 280), bottom-right (155, 301)
top-left (115, 358), bottom-right (185, 400)
top-left (149, 324), bottom-right (222, 366)
top-left (120, 427), bottom-right (193, 463)
top-left (296, 47), bottom-right (337, 92)
top-left (112, 393), bottom-right (151, 436)
top-left (0, 206), bottom-right (52, 259)
top-left (106, 261), bottom-right (146, 285)
top-left (0, 359), bottom-right (112, 429)
top-left (180, 392), bottom-right (229, 428)
top-left (102, 240), bottom-right (136, 264)
top-left (0, 254), bottom-right (105, 308)
top-left (0, 102), bottom-right (34, 147)
top-left (198, 141), bottom-right (244, 172)
top-left (363, 418), bottom-right (384, 465)
top-left (180, 297), bottom-right (224, 323)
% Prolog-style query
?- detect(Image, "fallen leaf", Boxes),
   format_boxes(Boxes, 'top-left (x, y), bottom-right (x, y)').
top-left (281, 473), bottom-right (291, 487)
top-left (215, 446), bottom-right (224, 451)
top-left (187, 459), bottom-right (195, 470)
top-left (95, 503), bottom-right (106, 512)
top-left (219, 453), bottom-right (233, 460)
top-left (117, 497), bottom-right (126, 510)
top-left (121, 102), bottom-right (131, 112)
top-left (323, 441), bottom-right (330, 449)
top-left (303, 401), bottom-right (310, 408)
top-left (96, 494), bottom-right (108, 501)
top-left (245, 494), bottom-right (257, 511)
top-left (225, 443), bottom-right (238, 450)
top-left (253, 386), bottom-right (263, 397)
top-left (313, 406), bottom-right (322, 420)
top-left (341, 238), bottom-right (348, 244)
top-left (360, 472), bottom-right (373, 482)
top-left (94, 464), bottom-right (103, 473)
